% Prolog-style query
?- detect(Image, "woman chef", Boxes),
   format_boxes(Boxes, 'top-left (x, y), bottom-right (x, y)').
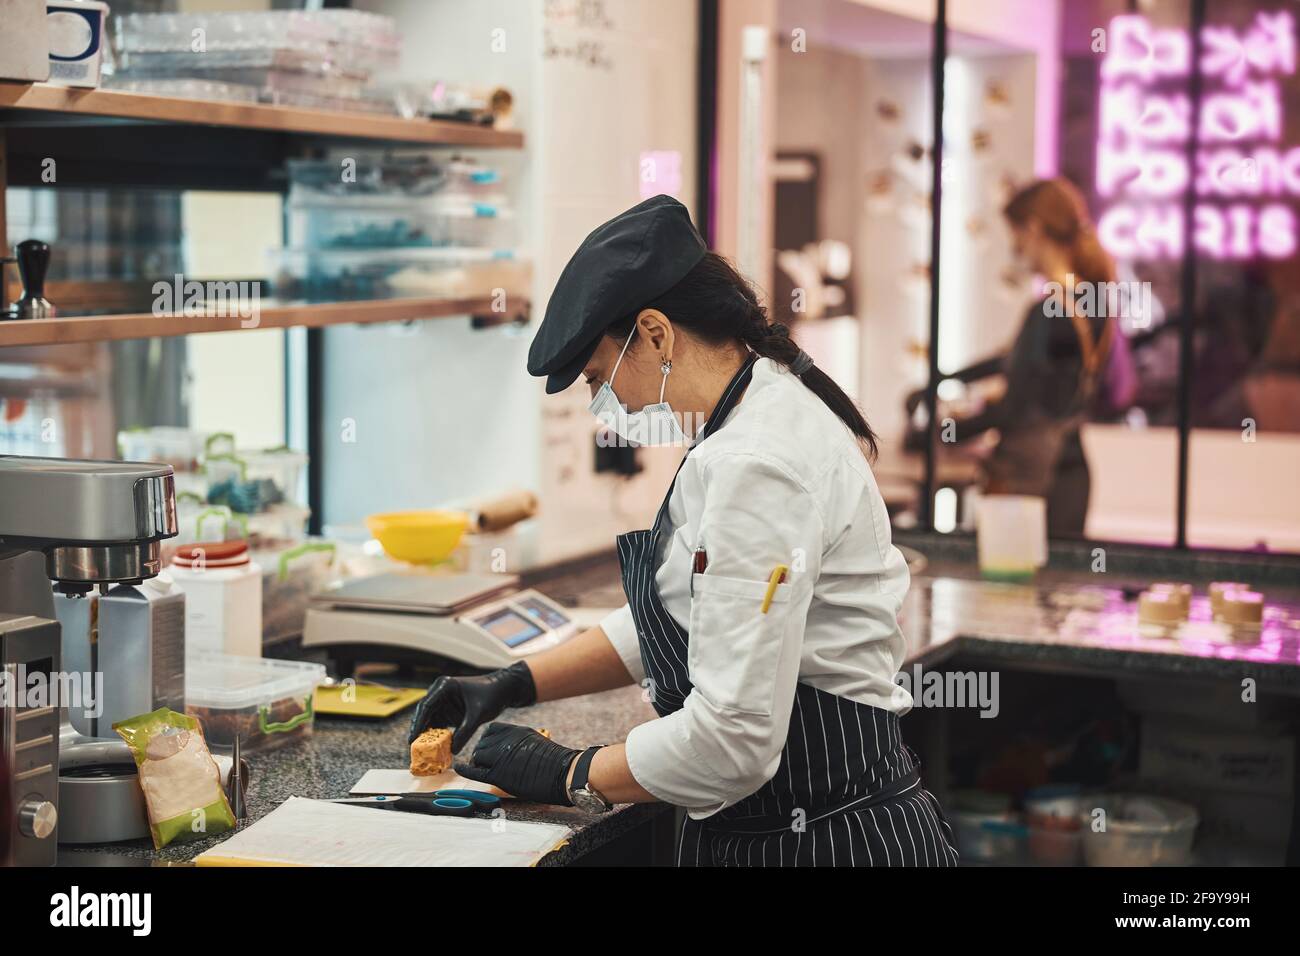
top-left (409, 196), bottom-right (957, 867)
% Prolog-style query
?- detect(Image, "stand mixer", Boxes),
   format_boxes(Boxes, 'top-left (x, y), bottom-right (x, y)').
top-left (0, 455), bottom-right (176, 865)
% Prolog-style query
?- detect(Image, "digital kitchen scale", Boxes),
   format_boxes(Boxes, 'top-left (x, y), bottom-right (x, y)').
top-left (302, 572), bottom-right (580, 672)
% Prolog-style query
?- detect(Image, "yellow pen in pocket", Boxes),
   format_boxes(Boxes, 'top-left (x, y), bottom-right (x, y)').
top-left (761, 565), bottom-right (789, 614)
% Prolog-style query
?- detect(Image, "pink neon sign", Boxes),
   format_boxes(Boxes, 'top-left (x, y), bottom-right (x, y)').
top-left (1095, 11), bottom-right (1300, 260)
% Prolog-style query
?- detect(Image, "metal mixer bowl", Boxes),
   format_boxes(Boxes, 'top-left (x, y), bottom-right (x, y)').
top-left (56, 736), bottom-right (150, 845)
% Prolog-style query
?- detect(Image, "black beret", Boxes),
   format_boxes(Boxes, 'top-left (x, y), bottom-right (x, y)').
top-left (527, 194), bottom-right (708, 394)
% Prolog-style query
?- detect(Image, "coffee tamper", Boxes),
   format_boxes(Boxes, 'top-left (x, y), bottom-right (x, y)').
top-left (0, 256), bottom-right (15, 320)
top-left (13, 239), bottom-right (56, 320)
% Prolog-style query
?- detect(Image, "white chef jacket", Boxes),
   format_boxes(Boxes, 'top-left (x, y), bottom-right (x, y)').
top-left (599, 357), bottom-right (912, 820)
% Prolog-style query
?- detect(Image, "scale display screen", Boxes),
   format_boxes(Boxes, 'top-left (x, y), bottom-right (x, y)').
top-left (518, 596), bottom-right (570, 630)
top-left (473, 608), bottom-right (544, 648)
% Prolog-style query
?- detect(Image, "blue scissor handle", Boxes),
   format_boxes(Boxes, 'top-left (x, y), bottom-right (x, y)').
top-left (396, 796), bottom-right (475, 817)
top-left (432, 789), bottom-right (501, 807)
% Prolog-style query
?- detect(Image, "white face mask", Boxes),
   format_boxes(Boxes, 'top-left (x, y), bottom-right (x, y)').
top-left (588, 328), bottom-right (691, 447)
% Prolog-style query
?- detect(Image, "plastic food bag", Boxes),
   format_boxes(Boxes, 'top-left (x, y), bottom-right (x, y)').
top-left (114, 708), bottom-right (236, 849)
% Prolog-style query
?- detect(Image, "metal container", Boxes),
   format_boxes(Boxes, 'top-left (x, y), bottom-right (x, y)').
top-left (55, 576), bottom-right (186, 739)
top-left (0, 612), bottom-right (62, 866)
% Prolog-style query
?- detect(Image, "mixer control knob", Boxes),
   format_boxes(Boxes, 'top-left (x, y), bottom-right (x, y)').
top-left (18, 800), bottom-right (57, 839)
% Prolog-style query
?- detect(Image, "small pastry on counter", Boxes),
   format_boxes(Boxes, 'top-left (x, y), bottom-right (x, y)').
top-left (1139, 589), bottom-right (1186, 627)
top-left (1150, 582), bottom-right (1192, 615)
top-left (1219, 590), bottom-right (1264, 627)
top-left (410, 727), bottom-right (453, 777)
top-left (1210, 582), bottom-right (1252, 617)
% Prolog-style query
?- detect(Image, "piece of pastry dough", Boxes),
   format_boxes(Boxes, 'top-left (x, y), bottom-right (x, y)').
top-left (410, 728), bottom-right (453, 777)
top-left (1150, 582), bottom-right (1191, 615)
top-left (1210, 582), bottom-right (1252, 617)
top-left (1139, 589), bottom-right (1185, 626)
top-left (1220, 590), bottom-right (1264, 626)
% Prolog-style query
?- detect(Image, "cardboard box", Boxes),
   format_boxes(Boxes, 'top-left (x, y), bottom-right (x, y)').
top-left (0, 0), bottom-right (50, 81)
top-left (1139, 718), bottom-right (1295, 797)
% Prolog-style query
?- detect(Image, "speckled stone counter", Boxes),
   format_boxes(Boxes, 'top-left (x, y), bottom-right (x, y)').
top-left (539, 549), bottom-right (1300, 688)
top-left (59, 683), bottom-right (661, 866)
top-left (56, 545), bottom-right (1300, 866)
top-left (900, 575), bottom-right (1300, 688)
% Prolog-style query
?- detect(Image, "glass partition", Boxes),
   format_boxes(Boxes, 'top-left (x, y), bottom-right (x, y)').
top-left (1186, 0), bottom-right (1300, 552)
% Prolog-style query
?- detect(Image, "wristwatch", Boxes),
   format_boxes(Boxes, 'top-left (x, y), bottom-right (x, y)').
top-left (567, 746), bottom-right (612, 813)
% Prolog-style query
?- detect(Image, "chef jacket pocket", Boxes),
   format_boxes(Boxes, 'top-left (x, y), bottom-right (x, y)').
top-left (687, 573), bottom-right (792, 717)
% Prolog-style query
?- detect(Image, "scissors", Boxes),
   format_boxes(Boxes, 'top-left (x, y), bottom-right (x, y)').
top-left (330, 789), bottom-right (502, 818)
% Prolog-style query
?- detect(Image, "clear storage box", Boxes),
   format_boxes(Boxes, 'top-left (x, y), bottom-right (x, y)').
top-left (202, 443), bottom-right (308, 515)
top-left (185, 650), bottom-right (326, 753)
top-left (166, 501), bottom-right (310, 560)
top-left (258, 541), bottom-right (337, 646)
top-left (1082, 794), bottom-right (1199, 866)
top-left (113, 9), bottom-right (399, 72)
top-left (118, 426), bottom-right (209, 472)
top-left (286, 199), bottom-right (515, 252)
top-left (285, 156), bottom-right (507, 203)
top-left (270, 247), bottom-right (531, 303)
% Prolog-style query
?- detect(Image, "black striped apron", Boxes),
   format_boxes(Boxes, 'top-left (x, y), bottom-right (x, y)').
top-left (616, 356), bottom-right (959, 867)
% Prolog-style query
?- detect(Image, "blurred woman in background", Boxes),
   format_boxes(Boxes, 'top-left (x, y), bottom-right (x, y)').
top-left (950, 177), bottom-right (1124, 537)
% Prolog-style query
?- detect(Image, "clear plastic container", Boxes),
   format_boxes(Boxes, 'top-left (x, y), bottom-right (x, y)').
top-left (286, 201), bottom-right (515, 252)
top-left (1083, 794), bottom-right (1199, 866)
top-left (202, 443), bottom-right (308, 514)
top-left (166, 499), bottom-right (309, 566)
top-left (114, 47), bottom-right (370, 80)
top-left (113, 9), bottom-right (399, 72)
top-left (953, 811), bottom-right (1026, 863)
top-left (185, 650), bottom-right (326, 753)
top-left (257, 541), bottom-right (337, 645)
top-left (1023, 786), bottom-right (1087, 866)
top-left (107, 77), bottom-right (262, 103)
top-left (117, 426), bottom-right (209, 472)
top-left (270, 246), bottom-right (530, 303)
top-left (285, 156), bottom-right (505, 202)
top-left (1027, 822), bottom-right (1083, 866)
top-left (445, 158), bottom-right (506, 196)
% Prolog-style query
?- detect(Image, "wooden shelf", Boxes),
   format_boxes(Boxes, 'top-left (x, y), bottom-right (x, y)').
top-left (0, 295), bottom-right (529, 347)
top-left (0, 82), bottom-right (524, 149)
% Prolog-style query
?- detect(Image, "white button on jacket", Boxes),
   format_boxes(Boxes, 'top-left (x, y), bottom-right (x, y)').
top-left (599, 358), bottom-right (913, 820)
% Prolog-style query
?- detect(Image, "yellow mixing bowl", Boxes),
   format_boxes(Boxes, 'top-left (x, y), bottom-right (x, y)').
top-left (365, 510), bottom-right (470, 565)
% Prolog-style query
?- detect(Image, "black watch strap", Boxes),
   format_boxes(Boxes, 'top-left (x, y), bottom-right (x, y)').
top-left (570, 746), bottom-right (601, 793)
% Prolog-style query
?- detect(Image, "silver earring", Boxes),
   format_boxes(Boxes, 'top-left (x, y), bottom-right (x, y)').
top-left (661, 359), bottom-right (672, 374)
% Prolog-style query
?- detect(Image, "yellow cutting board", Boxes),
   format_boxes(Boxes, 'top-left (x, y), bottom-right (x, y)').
top-left (313, 684), bottom-right (426, 719)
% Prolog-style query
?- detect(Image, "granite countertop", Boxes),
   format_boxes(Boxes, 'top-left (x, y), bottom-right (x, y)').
top-left (543, 550), bottom-right (1300, 687)
top-left (57, 547), bottom-right (1300, 867)
top-left (900, 574), bottom-right (1300, 687)
top-left (59, 683), bottom-right (660, 867)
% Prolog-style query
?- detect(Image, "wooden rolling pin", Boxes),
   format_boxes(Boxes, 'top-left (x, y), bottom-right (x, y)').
top-left (467, 489), bottom-right (539, 533)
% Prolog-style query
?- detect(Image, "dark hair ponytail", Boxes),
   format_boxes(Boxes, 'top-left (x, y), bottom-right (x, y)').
top-left (608, 251), bottom-right (879, 459)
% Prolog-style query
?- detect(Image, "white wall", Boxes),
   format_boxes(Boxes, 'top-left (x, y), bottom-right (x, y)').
top-left (858, 56), bottom-right (934, 454)
top-left (183, 192), bottom-right (285, 449)
top-left (323, 0), bottom-right (543, 537)
top-left (936, 53), bottom-right (1040, 376)
top-left (322, 0), bottom-right (698, 566)
top-left (532, 0), bottom-right (700, 562)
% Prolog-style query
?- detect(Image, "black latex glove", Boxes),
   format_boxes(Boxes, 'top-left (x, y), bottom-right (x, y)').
top-left (406, 661), bottom-right (536, 752)
top-left (455, 722), bottom-right (581, 805)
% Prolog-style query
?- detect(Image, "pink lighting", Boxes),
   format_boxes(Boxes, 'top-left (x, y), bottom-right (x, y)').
top-left (639, 150), bottom-right (683, 200)
top-left (1095, 11), bottom-right (1299, 260)
top-left (1102, 12), bottom-right (1295, 85)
